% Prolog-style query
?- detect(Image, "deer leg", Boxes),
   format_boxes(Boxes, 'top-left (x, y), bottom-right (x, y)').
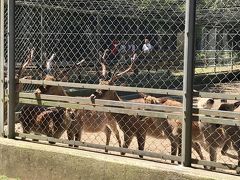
top-left (32, 138), bottom-right (39, 142)
top-left (121, 132), bottom-right (134, 156)
top-left (237, 151), bottom-right (240, 174)
top-left (40, 132), bottom-right (54, 144)
top-left (161, 120), bottom-right (178, 163)
top-left (193, 141), bottom-right (207, 169)
top-left (52, 121), bottom-right (66, 140)
top-left (104, 126), bottom-right (112, 153)
top-left (231, 142), bottom-right (240, 174)
top-left (67, 130), bottom-right (74, 147)
top-left (48, 141), bottom-right (56, 144)
top-left (21, 123), bottom-right (31, 140)
top-left (136, 133), bottom-right (146, 158)
top-left (193, 142), bottom-right (205, 160)
top-left (72, 133), bottom-right (79, 148)
top-left (170, 140), bottom-right (177, 161)
top-left (32, 131), bottom-right (40, 143)
top-left (164, 132), bottom-right (178, 163)
top-left (221, 139), bottom-right (231, 156)
top-left (47, 126), bottom-right (56, 145)
top-left (209, 145), bottom-right (217, 171)
top-left (177, 136), bottom-right (182, 164)
top-left (108, 122), bottom-right (121, 147)
top-left (73, 129), bottom-right (82, 148)
top-left (172, 126), bottom-right (182, 163)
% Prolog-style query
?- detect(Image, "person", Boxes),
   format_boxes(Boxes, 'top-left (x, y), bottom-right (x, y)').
top-left (110, 39), bottom-right (119, 56)
top-left (127, 40), bottom-right (137, 54)
top-left (118, 40), bottom-right (128, 63)
top-left (142, 38), bottom-right (153, 53)
top-left (109, 39), bottom-right (120, 65)
top-left (119, 40), bottom-right (127, 54)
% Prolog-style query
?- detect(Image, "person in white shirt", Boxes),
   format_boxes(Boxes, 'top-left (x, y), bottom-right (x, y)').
top-left (142, 38), bottom-right (153, 53)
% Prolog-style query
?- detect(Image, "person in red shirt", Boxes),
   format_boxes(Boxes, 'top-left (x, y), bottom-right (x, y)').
top-left (109, 39), bottom-right (120, 65)
top-left (111, 39), bottom-right (119, 55)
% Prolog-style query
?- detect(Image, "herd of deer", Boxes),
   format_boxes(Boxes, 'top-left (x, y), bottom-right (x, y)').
top-left (5, 48), bottom-right (240, 173)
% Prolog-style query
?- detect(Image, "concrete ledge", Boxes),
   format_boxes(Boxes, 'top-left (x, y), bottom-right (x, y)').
top-left (0, 138), bottom-right (238, 180)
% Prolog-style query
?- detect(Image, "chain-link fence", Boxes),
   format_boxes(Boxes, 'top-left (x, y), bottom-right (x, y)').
top-left (1, 0), bottom-right (240, 175)
top-left (191, 0), bottom-right (240, 174)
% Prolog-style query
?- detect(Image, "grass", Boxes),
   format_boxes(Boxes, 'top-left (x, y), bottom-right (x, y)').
top-left (0, 176), bottom-right (20, 180)
top-left (172, 64), bottom-right (240, 76)
top-left (195, 64), bottom-right (240, 74)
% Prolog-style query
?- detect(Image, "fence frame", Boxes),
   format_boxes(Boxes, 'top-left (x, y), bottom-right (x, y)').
top-left (2, 0), bottom-right (240, 174)
top-left (182, 0), bottom-right (196, 167)
top-left (7, 0), bottom-right (15, 139)
top-left (0, 0), bottom-right (4, 137)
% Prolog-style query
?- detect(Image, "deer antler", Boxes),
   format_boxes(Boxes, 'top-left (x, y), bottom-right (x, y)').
top-left (46, 53), bottom-right (56, 71)
top-left (76, 59), bottom-right (85, 66)
top-left (97, 49), bottom-right (109, 79)
top-left (109, 53), bottom-right (137, 83)
top-left (16, 48), bottom-right (35, 79)
top-left (102, 49), bottom-right (109, 62)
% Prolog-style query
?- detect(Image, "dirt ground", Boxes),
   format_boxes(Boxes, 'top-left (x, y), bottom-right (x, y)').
top-left (14, 120), bottom-right (238, 175)
top-left (11, 82), bottom-right (240, 175)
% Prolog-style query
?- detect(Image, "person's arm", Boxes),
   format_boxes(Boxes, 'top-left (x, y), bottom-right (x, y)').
top-left (150, 43), bottom-right (154, 51)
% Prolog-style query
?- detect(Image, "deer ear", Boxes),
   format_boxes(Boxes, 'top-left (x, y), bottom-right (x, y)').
top-left (234, 101), bottom-right (240, 108)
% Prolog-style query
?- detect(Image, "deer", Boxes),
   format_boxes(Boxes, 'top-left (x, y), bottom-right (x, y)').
top-left (145, 96), bottom-right (240, 171)
top-left (34, 49), bottom-right (121, 150)
top-left (3, 48), bottom-right (34, 125)
top-left (141, 95), bottom-right (216, 166)
top-left (135, 90), bottom-right (240, 172)
top-left (17, 50), bottom-right (68, 141)
top-left (64, 107), bottom-right (121, 151)
top-left (207, 101), bottom-right (240, 173)
top-left (3, 48), bottom-right (65, 141)
top-left (90, 51), bottom-right (179, 160)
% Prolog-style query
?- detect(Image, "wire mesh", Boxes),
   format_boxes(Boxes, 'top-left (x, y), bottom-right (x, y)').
top-left (13, 0), bottom-right (185, 89)
top-left (195, 0), bottom-right (240, 93)
top-left (192, 98), bottom-right (240, 174)
top-left (190, 0), bottom-right (240, 174)
top-left (6, 0), bottom-right (186, 166)
top-left (2, 0), bottom-right (240, 175)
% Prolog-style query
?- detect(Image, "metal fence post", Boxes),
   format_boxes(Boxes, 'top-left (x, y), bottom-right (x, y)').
top-left (0, 0), bottom-right (5, 136)
top-left (182, 0), bottom-right (196, 167)
top-left (7, 0), bottom-right (15, 139)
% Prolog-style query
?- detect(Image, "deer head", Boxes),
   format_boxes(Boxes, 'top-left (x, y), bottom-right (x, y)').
top-left (214, 100), bottom-right (238, 128)
top-left (218, 101), bottom-right (240, 112)
top-left (91, 50), bottom-right (137, 101)
top-left (34, 55), bottom-right (85, 96)
top-left (197, 98), bottom-right (214, 110)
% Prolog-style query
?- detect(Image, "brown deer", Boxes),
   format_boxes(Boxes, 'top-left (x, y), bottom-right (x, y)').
top-left (18, 50), bottom-right (67, 141)
top-left (34, 50), bottom-right (121, 150)
top-left (19, 105), bottom-right (66, 142)
top-left (142, 95), bottom-right (215, 166)
top-left (208, 101), bottom-right (240, 173)
top-left (90, 51), bottom-right (179, 159)
top-left (4, 48), bottom-right (34, 125)
top-left (64, 108), bottom-right (121, 151)
top-left (150, 96), bottom-right (239, 171)
top-left (3, 48), bottom-right (65, 140)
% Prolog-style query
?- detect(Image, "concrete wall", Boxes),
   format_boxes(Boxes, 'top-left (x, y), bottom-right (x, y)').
top-left (0, 138), bottom-right (238, 180)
